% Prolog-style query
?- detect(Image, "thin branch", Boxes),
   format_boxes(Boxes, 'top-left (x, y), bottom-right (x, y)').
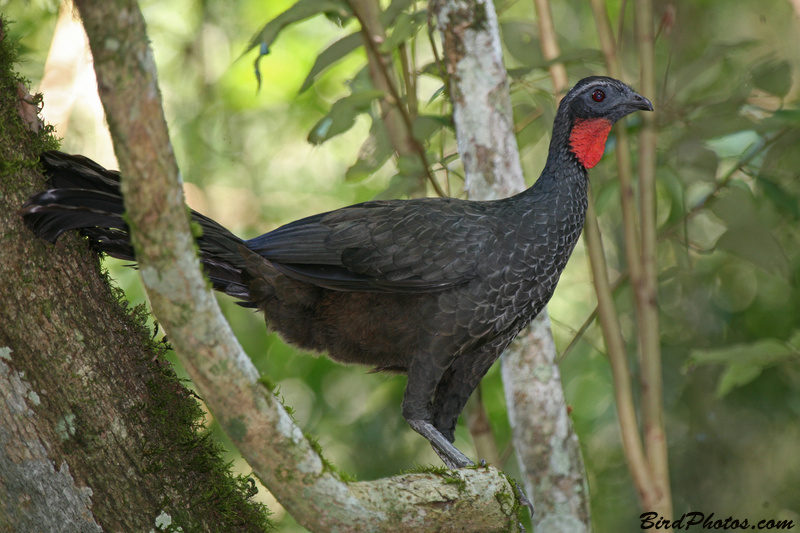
top-left (348, 0), bottom-right (447, 197)
top-left (466, 386), bottom-right (500, 466)
top-left (398, 42), bottom-right (418, 117)
top-left (587, 0), bottom-right (661, 512)
top-left (616, 0), bottom-right (628, 52)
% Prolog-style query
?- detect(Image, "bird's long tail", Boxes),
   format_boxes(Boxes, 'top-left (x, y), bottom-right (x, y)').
top-left (20, 151), bottom-right (253, 303)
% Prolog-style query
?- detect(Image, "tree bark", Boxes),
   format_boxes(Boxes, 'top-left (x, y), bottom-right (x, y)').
top-left (431, 0), bottom-right (591, 529)
top-left (0, 19), bottom-right (269, 532)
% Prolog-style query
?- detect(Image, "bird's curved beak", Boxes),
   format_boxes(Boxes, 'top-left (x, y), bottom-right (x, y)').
top-left (628, 92), bottom-right (654, 112)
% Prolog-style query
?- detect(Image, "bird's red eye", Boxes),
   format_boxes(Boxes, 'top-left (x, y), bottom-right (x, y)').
top-left (591, 89), bottom-right (605, 102)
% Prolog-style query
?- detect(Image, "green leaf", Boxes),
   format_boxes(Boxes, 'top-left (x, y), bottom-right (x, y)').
top-left (299, 32), bottom-right (363, 93)
top-left (396, 153), bottom-right (426, 177)
top-left (412, 115), bottom-right (453, 143)
top-left (709, 185), bottom-right (790, 277)
top-left (673, 140), bottom-right (719, 183)
top-left (427, 85), bottom-right (447, 105)
top-left (715, 225), bottom-right (789, 278)
top-left (244, 0), bottom-right (352, 89)
top-left (593, 181), bottom-right (619, 216)
top-left (381, 0), bottom-right (416, 26)
top-left (245, 0), bottom-right (351, 55)
top-left (715, 363), bottom-right (763, 397)
top-left (757, 176), bottom-right (800, 220)
top-left (500, 22), bottom-right (541, 68)
top-left (684, 101), bottom-right (755, 140)
top-left (687, 338), bottom-right (799, 396)
top-left (543, 48), bottom-right (604, 67)
top-left (758, 130), bottom-right (800, 186)
top-left (374, 172), bottom-right (422, 200)
top-left (709, 184), bottom-right (758, 226)
top-left (382, 10), bottom-right (428, 52)
top-left (752, 60), bottom-right (792, 98)
top-left (345, 121), bottom-right (393, 182)
top-left (308, 90), bottom-right (384, 145)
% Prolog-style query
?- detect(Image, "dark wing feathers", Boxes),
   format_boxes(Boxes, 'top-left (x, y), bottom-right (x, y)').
top-left (245, 198), bottom-right (496, 293)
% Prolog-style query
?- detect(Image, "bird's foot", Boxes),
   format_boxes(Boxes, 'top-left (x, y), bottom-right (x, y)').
top-left (514, 484), bottom-right (534, 517)
top-left (406, 418), bottom-right (473, 469)
top-left (407, 419), bottom-right (533, 518)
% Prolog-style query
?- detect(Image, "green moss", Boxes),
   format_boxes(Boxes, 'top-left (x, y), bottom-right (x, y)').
top-left (401, 463), bottom-right (450, 476)
top-left (226, 417), bottom-right (249, 442)
top-left (402, 464), bottom-right (469, 492)
top-left (497, 473), bottom-right (527, 524)
top-left (189, 215), bottom-right (204, 239)
top-left (442, 474), bottom-right (467, 492)
top-left (138, 349), bottom-right (274, 531)
top-left (304, 432), bottom-right (357, 483)
top-left (257, 375), bottom-right (277, 394)
top-left (0, 17), bottom-right (57, 190)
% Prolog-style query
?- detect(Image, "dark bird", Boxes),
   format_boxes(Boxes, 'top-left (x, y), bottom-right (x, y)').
top-left (20, 76), bottom-right (652, 470)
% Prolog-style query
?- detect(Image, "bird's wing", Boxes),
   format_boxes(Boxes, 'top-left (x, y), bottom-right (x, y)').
top-left (245, 198), bottom-right (496, 292)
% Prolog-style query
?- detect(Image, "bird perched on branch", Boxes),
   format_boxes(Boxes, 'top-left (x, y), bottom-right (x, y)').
top-left (21, 76), bottom-right (652, 470)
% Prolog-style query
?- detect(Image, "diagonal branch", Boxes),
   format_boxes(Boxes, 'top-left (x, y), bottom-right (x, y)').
top-left (71, 0), bottom-right (523, 530)
top-left (348, 0), bottom-right (446, 197)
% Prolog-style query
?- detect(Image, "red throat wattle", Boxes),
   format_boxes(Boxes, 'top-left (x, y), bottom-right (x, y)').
top-left (569, 118), bottom-right (613, 169)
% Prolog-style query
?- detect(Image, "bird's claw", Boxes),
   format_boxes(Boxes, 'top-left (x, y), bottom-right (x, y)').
top-left (514, 483), bottom-right (534, 517)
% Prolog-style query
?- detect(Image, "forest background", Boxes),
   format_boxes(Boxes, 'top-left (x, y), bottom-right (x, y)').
top-left (4, 0), bottom-right (800, 530)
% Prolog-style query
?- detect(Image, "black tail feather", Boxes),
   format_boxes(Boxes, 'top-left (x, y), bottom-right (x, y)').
top-left (21, 151), bottom-right (254, 303)
top-left (21, 189), bottom-right (127, 244)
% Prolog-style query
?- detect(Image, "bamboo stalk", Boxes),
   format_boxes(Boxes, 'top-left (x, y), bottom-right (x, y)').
top-left (589, 0), bottom-right (653, 508)
top-left (584, 200), bottom-right (659, 506)
top-left (532, 0), bottom-right (568, 97)
top-left (588, 0), bottom-right (642, 292)
top-left (635, 0), bottom-right (672, 518)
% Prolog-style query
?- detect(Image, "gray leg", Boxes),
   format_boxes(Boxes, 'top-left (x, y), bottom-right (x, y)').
top-left (406, 419), bottom-right (474, 469)
top-left (431, 345), bottom-right (499, 443)
top-left (402, 349), bottom-right (475, 468)
top-left (429, 344), bottom-right (536, 517)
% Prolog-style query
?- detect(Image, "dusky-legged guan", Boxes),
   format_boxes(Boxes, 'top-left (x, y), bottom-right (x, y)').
top-left (20, 76), bottom-right (652, 469)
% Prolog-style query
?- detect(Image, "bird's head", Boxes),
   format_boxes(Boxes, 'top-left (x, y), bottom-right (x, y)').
top-left (555, 76), bottom-right (653, 169)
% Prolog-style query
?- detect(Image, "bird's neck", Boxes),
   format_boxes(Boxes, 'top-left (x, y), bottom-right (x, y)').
top-left (527, 112), bottom-right (592, 199)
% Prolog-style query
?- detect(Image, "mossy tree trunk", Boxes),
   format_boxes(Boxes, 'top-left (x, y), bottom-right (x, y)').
top-left (0, 19), bottom-right (270, 532)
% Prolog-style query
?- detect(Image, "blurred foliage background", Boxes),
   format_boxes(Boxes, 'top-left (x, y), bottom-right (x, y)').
top-left (5, 0), bottom-right (800, 530)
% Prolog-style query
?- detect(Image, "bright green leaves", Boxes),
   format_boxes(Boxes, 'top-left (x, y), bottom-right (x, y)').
top-left (308, 89), bottom-right (384, 144)
top-left (247, 0), bottom-right (449, 195)
top-left (245, 0), bottom-right (352, 90)
top-left (299, 32), bottom-right (362, 93)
